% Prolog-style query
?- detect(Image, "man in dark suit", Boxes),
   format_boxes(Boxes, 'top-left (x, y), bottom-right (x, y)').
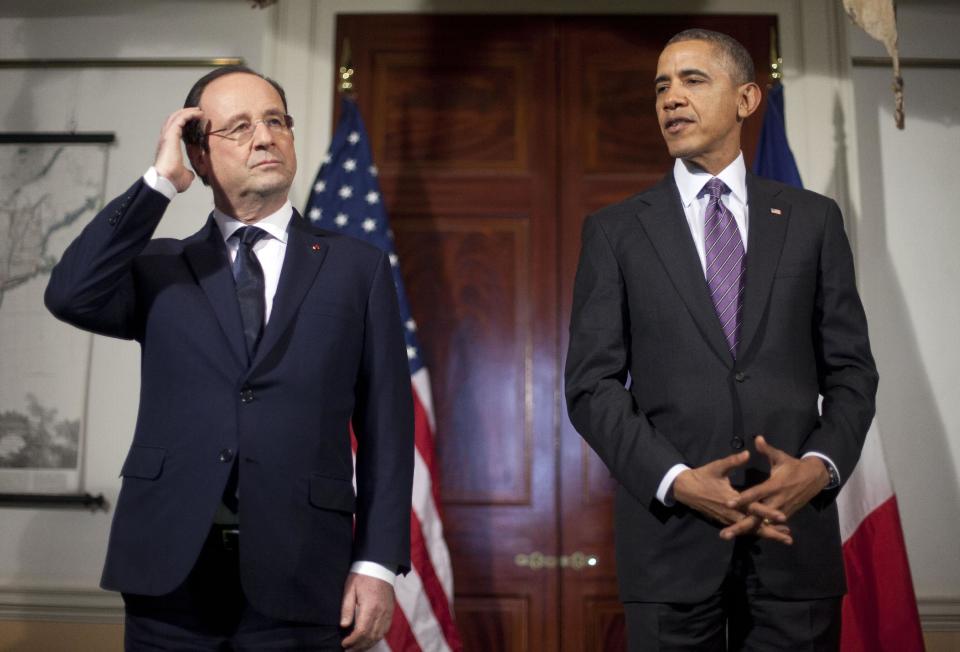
top-left (565, 29), bottom-right (878, 650)
top-left (45, 66), bottom-right (414, 650)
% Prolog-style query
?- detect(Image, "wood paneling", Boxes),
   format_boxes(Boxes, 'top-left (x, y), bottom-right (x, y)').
top-left (455, 596), bottom-right (531, 651)
top-left (338, 14), bottom-right (559, 650)
top-left (374, 54), bottom-right (527, 171)
top-left (394, 218), bottom-right (531, 504)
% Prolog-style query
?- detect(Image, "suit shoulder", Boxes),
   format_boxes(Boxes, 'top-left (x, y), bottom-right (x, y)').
top-left (585, 179), bottom-right (673, 240)
top-left (308, 225), bottom-right (386, 268)
top-left (755, 176), bottom-right (839, 212)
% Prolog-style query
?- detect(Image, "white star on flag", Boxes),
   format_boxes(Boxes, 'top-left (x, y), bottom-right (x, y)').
top-left (362, 218), bottom-right (377, 233)
top-left (322, 152), bottom-right (331, 165)
top-left (308, 207), bottom-right (321, 220)
top-left (335, 213), bottom-right (349, 227)
top-left (368, 165), bottom-right (378, 177)
top-left (343, 159), bottom-right (357, 172)
top-left (365, 191), bottom-right (380, 205)
top-left (389, 253), bottom-right (398, 267)
top-left (348, 131), bottom-right (360, 144)
top-left (405, 319), bottom-right (417, 332)
top-left (313, 180), bottom-right (326, 193)
top-left (338, 185), bottom-right (353, 199)
top-left (406, 346), bottom-right (417, 360)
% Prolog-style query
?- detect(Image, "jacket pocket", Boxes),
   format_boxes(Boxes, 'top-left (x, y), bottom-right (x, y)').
top-left (308, 473), bottom-right (356, 514)
top-left (120, 445), bottom-right (165, 480)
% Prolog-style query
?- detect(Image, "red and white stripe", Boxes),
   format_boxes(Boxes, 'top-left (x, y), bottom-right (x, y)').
top-left (837, 421), bottom-right (924, 651)
top-left (372, 368), bottom-right (463, 652)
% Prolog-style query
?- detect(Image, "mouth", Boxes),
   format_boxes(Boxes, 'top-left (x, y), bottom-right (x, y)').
top-left (663, 117), bottom-right (694, 135)
top-left (251, 159), bottom-right (282, 169)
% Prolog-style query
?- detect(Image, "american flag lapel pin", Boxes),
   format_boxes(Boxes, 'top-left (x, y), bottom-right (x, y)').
top-left (311, 243), bottom-right (322, 252)
top-left (770, 207), bottom-right (783, 216)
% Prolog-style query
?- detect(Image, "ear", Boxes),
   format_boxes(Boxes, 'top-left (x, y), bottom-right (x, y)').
top-left (185, 142), bottom-right (209, 180)
top-left (737, 82), bottom-right (762, 121)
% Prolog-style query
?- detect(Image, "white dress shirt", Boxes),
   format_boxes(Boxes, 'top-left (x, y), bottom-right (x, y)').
top-left (654, 155), bottom-right (839, 505)
top-left (143, 167), bottom-right (396, 585)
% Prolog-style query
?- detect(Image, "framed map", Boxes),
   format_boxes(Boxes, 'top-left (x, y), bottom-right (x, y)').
top-left (0, 133), bottom-right (112, 495)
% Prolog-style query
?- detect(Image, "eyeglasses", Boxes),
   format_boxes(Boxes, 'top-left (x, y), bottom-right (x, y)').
top-left (206, 114), bottom-right (294, 145)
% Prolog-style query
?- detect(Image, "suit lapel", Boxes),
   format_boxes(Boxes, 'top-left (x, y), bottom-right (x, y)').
top-left (250, 211), bottom-right (329, 373)
top-left (634, 176), bottom-right (734, 367)
top-left (183, 216), bottom-right (248, 368)
top-left (739, 174), bottom-right (790, 359)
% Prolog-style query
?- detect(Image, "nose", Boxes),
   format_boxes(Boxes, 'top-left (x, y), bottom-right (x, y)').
top-left (660, 85), bottom-right (687, 111)
top-left (250, 119), bottom-right (275, 148)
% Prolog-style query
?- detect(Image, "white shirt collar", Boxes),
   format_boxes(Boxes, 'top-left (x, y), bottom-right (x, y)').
top-left (212, 200), bottom-right (294, 245)
top-left (673, 152), bottom-right (748, 208)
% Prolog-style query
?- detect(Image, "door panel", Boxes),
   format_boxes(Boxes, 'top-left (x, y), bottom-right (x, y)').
top-left (336, 14), bottom-right (775, 650)
top-left (337, 15), bottom-right (560, 650)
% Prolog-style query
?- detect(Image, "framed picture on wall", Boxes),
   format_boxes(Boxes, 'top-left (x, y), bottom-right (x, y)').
top-left (0, 133), bottom-right (113, 501)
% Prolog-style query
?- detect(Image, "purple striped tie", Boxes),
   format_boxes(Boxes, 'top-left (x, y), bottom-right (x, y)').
top-left (703, 178), bottom-right (745, 357)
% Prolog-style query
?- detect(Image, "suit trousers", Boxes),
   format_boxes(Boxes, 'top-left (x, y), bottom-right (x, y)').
top-left (624, 538), bottom-right (841, 652)
top-left (123, 526), bottom-right (344, 651)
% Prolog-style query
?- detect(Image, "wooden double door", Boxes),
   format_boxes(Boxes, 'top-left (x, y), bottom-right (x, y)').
top-left (336, 14), bottom-right (774, 650)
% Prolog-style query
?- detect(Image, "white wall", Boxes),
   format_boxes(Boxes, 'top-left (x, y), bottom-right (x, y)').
top-left (0, 0), bottom-right (956, 629)
top-left (845, 0), bottom-right (960, 603)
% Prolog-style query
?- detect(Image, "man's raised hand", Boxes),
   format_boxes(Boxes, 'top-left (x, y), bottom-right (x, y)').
top-left (154, 107), bottom-right (204, 193)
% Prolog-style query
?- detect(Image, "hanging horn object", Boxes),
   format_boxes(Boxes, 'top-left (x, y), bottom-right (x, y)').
top-left (843, 0), bottom-right (905, 129)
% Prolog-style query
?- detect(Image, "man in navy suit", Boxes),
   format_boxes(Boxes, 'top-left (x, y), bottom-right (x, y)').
top-left (46, 66), bottom-right (414, 650)
top-left (565, 30), bottom-right (877, 650)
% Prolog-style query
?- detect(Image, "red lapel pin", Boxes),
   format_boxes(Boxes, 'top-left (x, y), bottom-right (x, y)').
top-left (311, 243), bottom-right (321, 251)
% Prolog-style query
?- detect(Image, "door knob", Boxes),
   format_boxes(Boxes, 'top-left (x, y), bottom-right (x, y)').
top-left (514, 551), bottom-right (598, 571)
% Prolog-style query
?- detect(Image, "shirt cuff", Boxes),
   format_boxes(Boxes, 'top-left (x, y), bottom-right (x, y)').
top-left (801, 452), bottom-right (841, 489)
top-left (657, 463), bottom-right (691, 506)
top-left (143, 166), bottom-right (177, 200)
top-left (349, 561), bottom-right (397, 586)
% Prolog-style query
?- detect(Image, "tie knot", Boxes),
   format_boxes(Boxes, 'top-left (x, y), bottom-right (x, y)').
top-left (234, 226), bottom-right (267, 247)
top-left (703, 178), bottom-right (729, 200)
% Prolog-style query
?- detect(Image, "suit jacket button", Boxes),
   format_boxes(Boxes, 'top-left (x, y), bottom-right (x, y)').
top-left (731, 436), bottom-right (744, 450)
top-left (240, 388), bottom-right (254, 403)
top-left (734, 371), bottom-right (746, 382)
top-left (219, 449), bottom-right (234, 463)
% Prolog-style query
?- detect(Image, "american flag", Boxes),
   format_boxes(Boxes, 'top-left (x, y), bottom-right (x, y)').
top-left (305, 96), bottom-right (463, 652)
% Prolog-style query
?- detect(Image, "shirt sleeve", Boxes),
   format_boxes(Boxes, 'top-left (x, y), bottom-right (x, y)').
top-left (143, 166), bottom-right (177, 200)
top-left (801, 451), bottom-right (841, 489)
top-left (657, 463), bottom-right (691, 505)
top-left (350, 561), bottom-right (398, 586)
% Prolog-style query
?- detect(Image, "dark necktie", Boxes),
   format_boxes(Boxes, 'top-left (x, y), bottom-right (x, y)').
top-left (703, 178), bottom-right (746, 358)
top-left (232, 226), bottom-right (267, 362)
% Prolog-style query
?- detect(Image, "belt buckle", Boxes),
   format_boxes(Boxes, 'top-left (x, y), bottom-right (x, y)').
top-left (220, 528), bottom-right (240, 551)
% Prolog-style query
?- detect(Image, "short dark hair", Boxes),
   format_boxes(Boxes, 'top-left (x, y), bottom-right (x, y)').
top-left (181, 65), bottom-right (288, 148)
top-left (666, 29), bottom-right (755, 86)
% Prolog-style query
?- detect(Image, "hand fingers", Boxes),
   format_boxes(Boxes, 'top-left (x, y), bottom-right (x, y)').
top-left (720, 514), bottom-right (794, 544)
top-left (757, 521), bottom-right (793, 545)
top-left (342, 604), bottom-right (389, 651)
top-left (339, 578), bottom-right (357, 629)
top-left (719, 513), bottom-right (760, 540)
top-left (754, 435), bottom-right (786, 464)
top-left (712, 450), bottom-right (750, 476)
top-left (742, 500), bottom-right (787, 523)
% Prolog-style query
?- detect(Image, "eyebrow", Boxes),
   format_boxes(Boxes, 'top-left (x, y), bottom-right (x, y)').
top-left (219, 108), bottom-right (286, 125)
top-left (654, 67), bottom-right (712, 84)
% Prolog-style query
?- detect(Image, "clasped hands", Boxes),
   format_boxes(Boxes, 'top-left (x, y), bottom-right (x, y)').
top-left (672, 436), bottom-right (830, 545)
